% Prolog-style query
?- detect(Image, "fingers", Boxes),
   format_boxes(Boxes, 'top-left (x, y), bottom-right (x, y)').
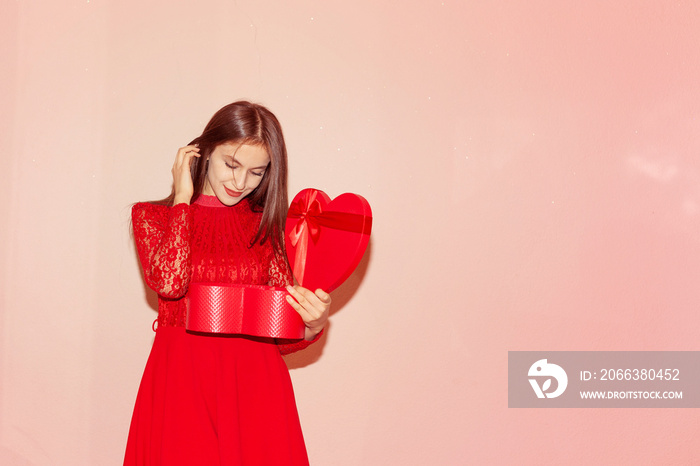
top-left (171, 145), bottom-right (200, 204)
top-left (285, 285), bottom-right (331, 323)
top-left (285, 285), bottom-right (315, 320)
top-left (314, 288), bottom-right (332, 304)
top-left (286, 285), bottom-right (330, 310)
top-left (173, 145), bottom-right (200, 169)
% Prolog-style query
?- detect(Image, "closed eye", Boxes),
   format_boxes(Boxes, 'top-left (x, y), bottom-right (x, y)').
top-left (224, 162), bottom-right (264, 177)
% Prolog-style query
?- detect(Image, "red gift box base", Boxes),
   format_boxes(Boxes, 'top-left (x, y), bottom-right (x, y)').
top-left (186, 283), bottom-right (305, 339)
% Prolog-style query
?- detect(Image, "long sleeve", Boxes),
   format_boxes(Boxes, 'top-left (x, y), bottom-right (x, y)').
top-left (132, 202), bottom-right (192, 299)
top-left (277, 330), bottom-right (324, 356)
top-left (266, 244), bottom-right (324, 355)
top-left (266, 246), bottom-right (293, 289)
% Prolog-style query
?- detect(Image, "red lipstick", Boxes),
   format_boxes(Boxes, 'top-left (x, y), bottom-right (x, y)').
top-left (224, 186), bottom-right (243, 197)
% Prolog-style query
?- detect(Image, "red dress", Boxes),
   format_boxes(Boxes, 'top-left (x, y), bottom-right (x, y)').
top-left (125, 195), bottom-right (318, 466)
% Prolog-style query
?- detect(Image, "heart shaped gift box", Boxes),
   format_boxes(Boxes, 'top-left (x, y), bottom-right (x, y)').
top-left (187, 189), bottom-right (372, 339)
top-left (285, 188), bottom-right (372, 292)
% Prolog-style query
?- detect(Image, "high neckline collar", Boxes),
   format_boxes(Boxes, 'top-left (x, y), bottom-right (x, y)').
top-left (194, 194), bottom-right (229, 208)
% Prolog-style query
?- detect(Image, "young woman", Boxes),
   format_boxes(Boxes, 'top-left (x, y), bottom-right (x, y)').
top-left (124, 101), bottom-right (331, 465)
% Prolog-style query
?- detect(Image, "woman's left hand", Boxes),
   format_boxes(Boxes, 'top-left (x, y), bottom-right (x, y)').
top-left (286, 285), bottom-right (331, 341)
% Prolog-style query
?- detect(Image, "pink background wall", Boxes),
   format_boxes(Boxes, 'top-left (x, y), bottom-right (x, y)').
top-left (2, 1), bottom-right (699, 464)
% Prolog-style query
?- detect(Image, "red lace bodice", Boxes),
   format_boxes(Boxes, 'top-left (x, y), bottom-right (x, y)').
top-left (132, 195), bottom-right (317, 355)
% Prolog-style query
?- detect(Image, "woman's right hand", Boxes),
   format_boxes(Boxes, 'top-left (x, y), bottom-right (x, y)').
top-left (172, 145), bottom-right (200, 205)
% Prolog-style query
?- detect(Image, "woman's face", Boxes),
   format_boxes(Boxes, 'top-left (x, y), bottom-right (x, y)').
top-left (202, 142), bottom-right (270, 206)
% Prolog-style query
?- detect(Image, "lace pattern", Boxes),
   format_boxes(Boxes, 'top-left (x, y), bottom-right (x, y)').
top-left (132, 197), bottom-right (318, 354)
top-left (132, 203), bottom-right (191, 298)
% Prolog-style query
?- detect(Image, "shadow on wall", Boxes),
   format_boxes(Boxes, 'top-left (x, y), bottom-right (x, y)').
top-left (285, 240), bottom-right (373, 370)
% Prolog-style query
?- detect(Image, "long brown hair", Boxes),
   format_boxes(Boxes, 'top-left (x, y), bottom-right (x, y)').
top-left (157, 101), bottom-right (289, 252)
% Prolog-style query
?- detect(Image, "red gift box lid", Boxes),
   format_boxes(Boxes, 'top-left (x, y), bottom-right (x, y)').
top-left (285, 188), bottom-right (372, 292)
